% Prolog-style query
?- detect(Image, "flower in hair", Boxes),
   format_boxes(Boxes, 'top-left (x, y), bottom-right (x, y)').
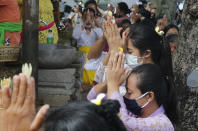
top-left (119, 47), bottom-right (123, 53)
top-left (155, 26), bottom-right (164, 36)
top-left (108, 11), bottom-right (113, 17)
top-left (91, 93), bottom-right (106, 106)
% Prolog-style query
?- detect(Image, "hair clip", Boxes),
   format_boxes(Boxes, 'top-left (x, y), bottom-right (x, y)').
top-left (91, 93), bottom-right (106, 106)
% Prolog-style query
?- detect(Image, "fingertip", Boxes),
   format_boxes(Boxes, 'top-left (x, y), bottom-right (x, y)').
top-left (45, 104), bottom-right (50, 109)
top-left (40, 104), bottom-right (50, 115)
top-left (2, 86), bottom-right (9, 90)
top-left (30, 77), bottom-right (35, 82)
top-left (13, 75), bottom-right (19, 81)
top-left (19, 73), bottom-right (26, 80)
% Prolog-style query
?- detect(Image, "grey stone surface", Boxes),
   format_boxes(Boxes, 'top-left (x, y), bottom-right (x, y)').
top-left (39, 44), bottom-right (77, 69)
top-left (38, 68), bottom-right (83, 106)
top-left (38, 51), bottom-right (86, 107)
top-left (38, 68), bottom-right (76, 83)
top-left (38, 82), bottom-right (74, 90)
top-left (38, 86), bottom-right (76, 95)
top-left (38, 93), bottom-right (71, 107)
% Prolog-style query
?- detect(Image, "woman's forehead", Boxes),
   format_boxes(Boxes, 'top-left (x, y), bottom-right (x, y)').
top-left (127, 74), bottom-right (137, 87)
top-left (127, 74), bottom-right (142, 92)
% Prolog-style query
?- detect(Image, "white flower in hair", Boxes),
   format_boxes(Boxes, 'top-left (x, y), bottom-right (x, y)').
top-left (155, 26), bottom-right (164, 36)
top-left (91, 93), bottom-right (106, 106)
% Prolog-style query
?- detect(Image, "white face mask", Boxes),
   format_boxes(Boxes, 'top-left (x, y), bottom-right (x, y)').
top-left (126, 54), bottom-right (143, 69)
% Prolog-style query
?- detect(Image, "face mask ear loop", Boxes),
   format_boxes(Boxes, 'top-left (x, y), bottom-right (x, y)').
top-left (135, 92), bottom-right (150, 108)
top-left (135, 92), bottom-right (149, 100)
top-left (141, 101), bottom-right (150, 108)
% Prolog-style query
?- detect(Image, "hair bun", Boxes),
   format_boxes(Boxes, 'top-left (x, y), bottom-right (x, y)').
top-left (96, 100), bottom-right (121, 122)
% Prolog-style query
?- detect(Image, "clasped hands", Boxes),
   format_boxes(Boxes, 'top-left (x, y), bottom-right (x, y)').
top-left (0, 74), bottom-right (49, 131)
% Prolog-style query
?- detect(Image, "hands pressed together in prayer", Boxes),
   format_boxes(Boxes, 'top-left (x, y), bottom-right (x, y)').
top-left (101, 15), bottom-right (131, 97)
top-left (0, 74), bottom-right (49, 131)
top-left (106, 52), bottom-right (130, 98)
top-left (104, 15), bottom-right (129, 53)
top-left (104, 16), bottom-right (123, 52)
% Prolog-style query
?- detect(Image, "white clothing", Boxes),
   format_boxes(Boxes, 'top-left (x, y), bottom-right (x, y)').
top-left (72, 27), bottom-right (103, 47)
top-left (84, 51), bottom-right (107, 71)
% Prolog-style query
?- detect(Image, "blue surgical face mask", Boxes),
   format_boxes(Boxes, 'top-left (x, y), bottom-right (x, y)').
top-left (123, 92), bottom-right (150, 116)
top-left (125, 54), bottom-right (143, 69)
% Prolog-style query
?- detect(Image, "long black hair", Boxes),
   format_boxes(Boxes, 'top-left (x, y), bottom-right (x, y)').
top-left (84, 0), bottom-right (102, 17)
top-left (127, 23), bottom-right (173, 77)
top-left (117, 2), bottom-right (131, 15)
top-left (127, 64), bottom-right (179, 124)
top-left (42, 100), bottom-right (126, 131)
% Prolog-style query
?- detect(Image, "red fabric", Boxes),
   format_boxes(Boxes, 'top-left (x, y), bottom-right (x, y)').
top-left (20, 32), bottom-right (22, 44)
top-left (93, 81), bottom-right (98, 86)
top-left (0, 0), bottom-right (20, 23)
top-left (39, 21), bottom-right (55, 31)
top-left (115, 16), bottom-right (130, 26)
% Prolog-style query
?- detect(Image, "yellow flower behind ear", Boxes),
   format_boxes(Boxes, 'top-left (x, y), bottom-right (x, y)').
top-left (155, 26), bottom-right (164, 36)
top-left (119, 48), bottom-right (123, 53)
top-left (108, 11), bottom-right (113, 17)
top-left (91, 93), bottom-right (106, 106)
top-left (155, 26), bottom-right (160, 33)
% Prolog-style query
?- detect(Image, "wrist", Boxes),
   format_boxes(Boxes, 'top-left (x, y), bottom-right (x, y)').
top-left (110, 49), bottom-right (119, 56)
top-left (107, 82), bottom-right (119, 90)
top-left (107, 83), bottom-right (119, 98)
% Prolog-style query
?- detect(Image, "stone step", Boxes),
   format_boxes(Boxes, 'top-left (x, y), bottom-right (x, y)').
top-left (38, 68), bottom-right (76, 83)
top-left (38, 86), bottom-right (76, 95)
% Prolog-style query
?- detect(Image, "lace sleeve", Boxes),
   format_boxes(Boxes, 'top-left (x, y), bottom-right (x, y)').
top-left (94, 61), bottom-right (105, 83)
top-left (87, 87), bottom-right (98, 101)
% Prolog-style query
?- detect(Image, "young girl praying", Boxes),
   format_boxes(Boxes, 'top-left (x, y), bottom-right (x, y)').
top-left (72, 8), bottom-right (103, 89)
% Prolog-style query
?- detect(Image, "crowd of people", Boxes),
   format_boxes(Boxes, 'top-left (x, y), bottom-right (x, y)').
top-left (0, 0), bottom-right (182, 130)
top-left (67, 0), bottom-right (180, 91)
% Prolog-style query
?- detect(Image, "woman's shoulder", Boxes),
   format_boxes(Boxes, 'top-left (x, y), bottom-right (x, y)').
top-left (147, 113), bottom-right (174, 130)
top-left (124, 113), bottom-right (174, 131)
